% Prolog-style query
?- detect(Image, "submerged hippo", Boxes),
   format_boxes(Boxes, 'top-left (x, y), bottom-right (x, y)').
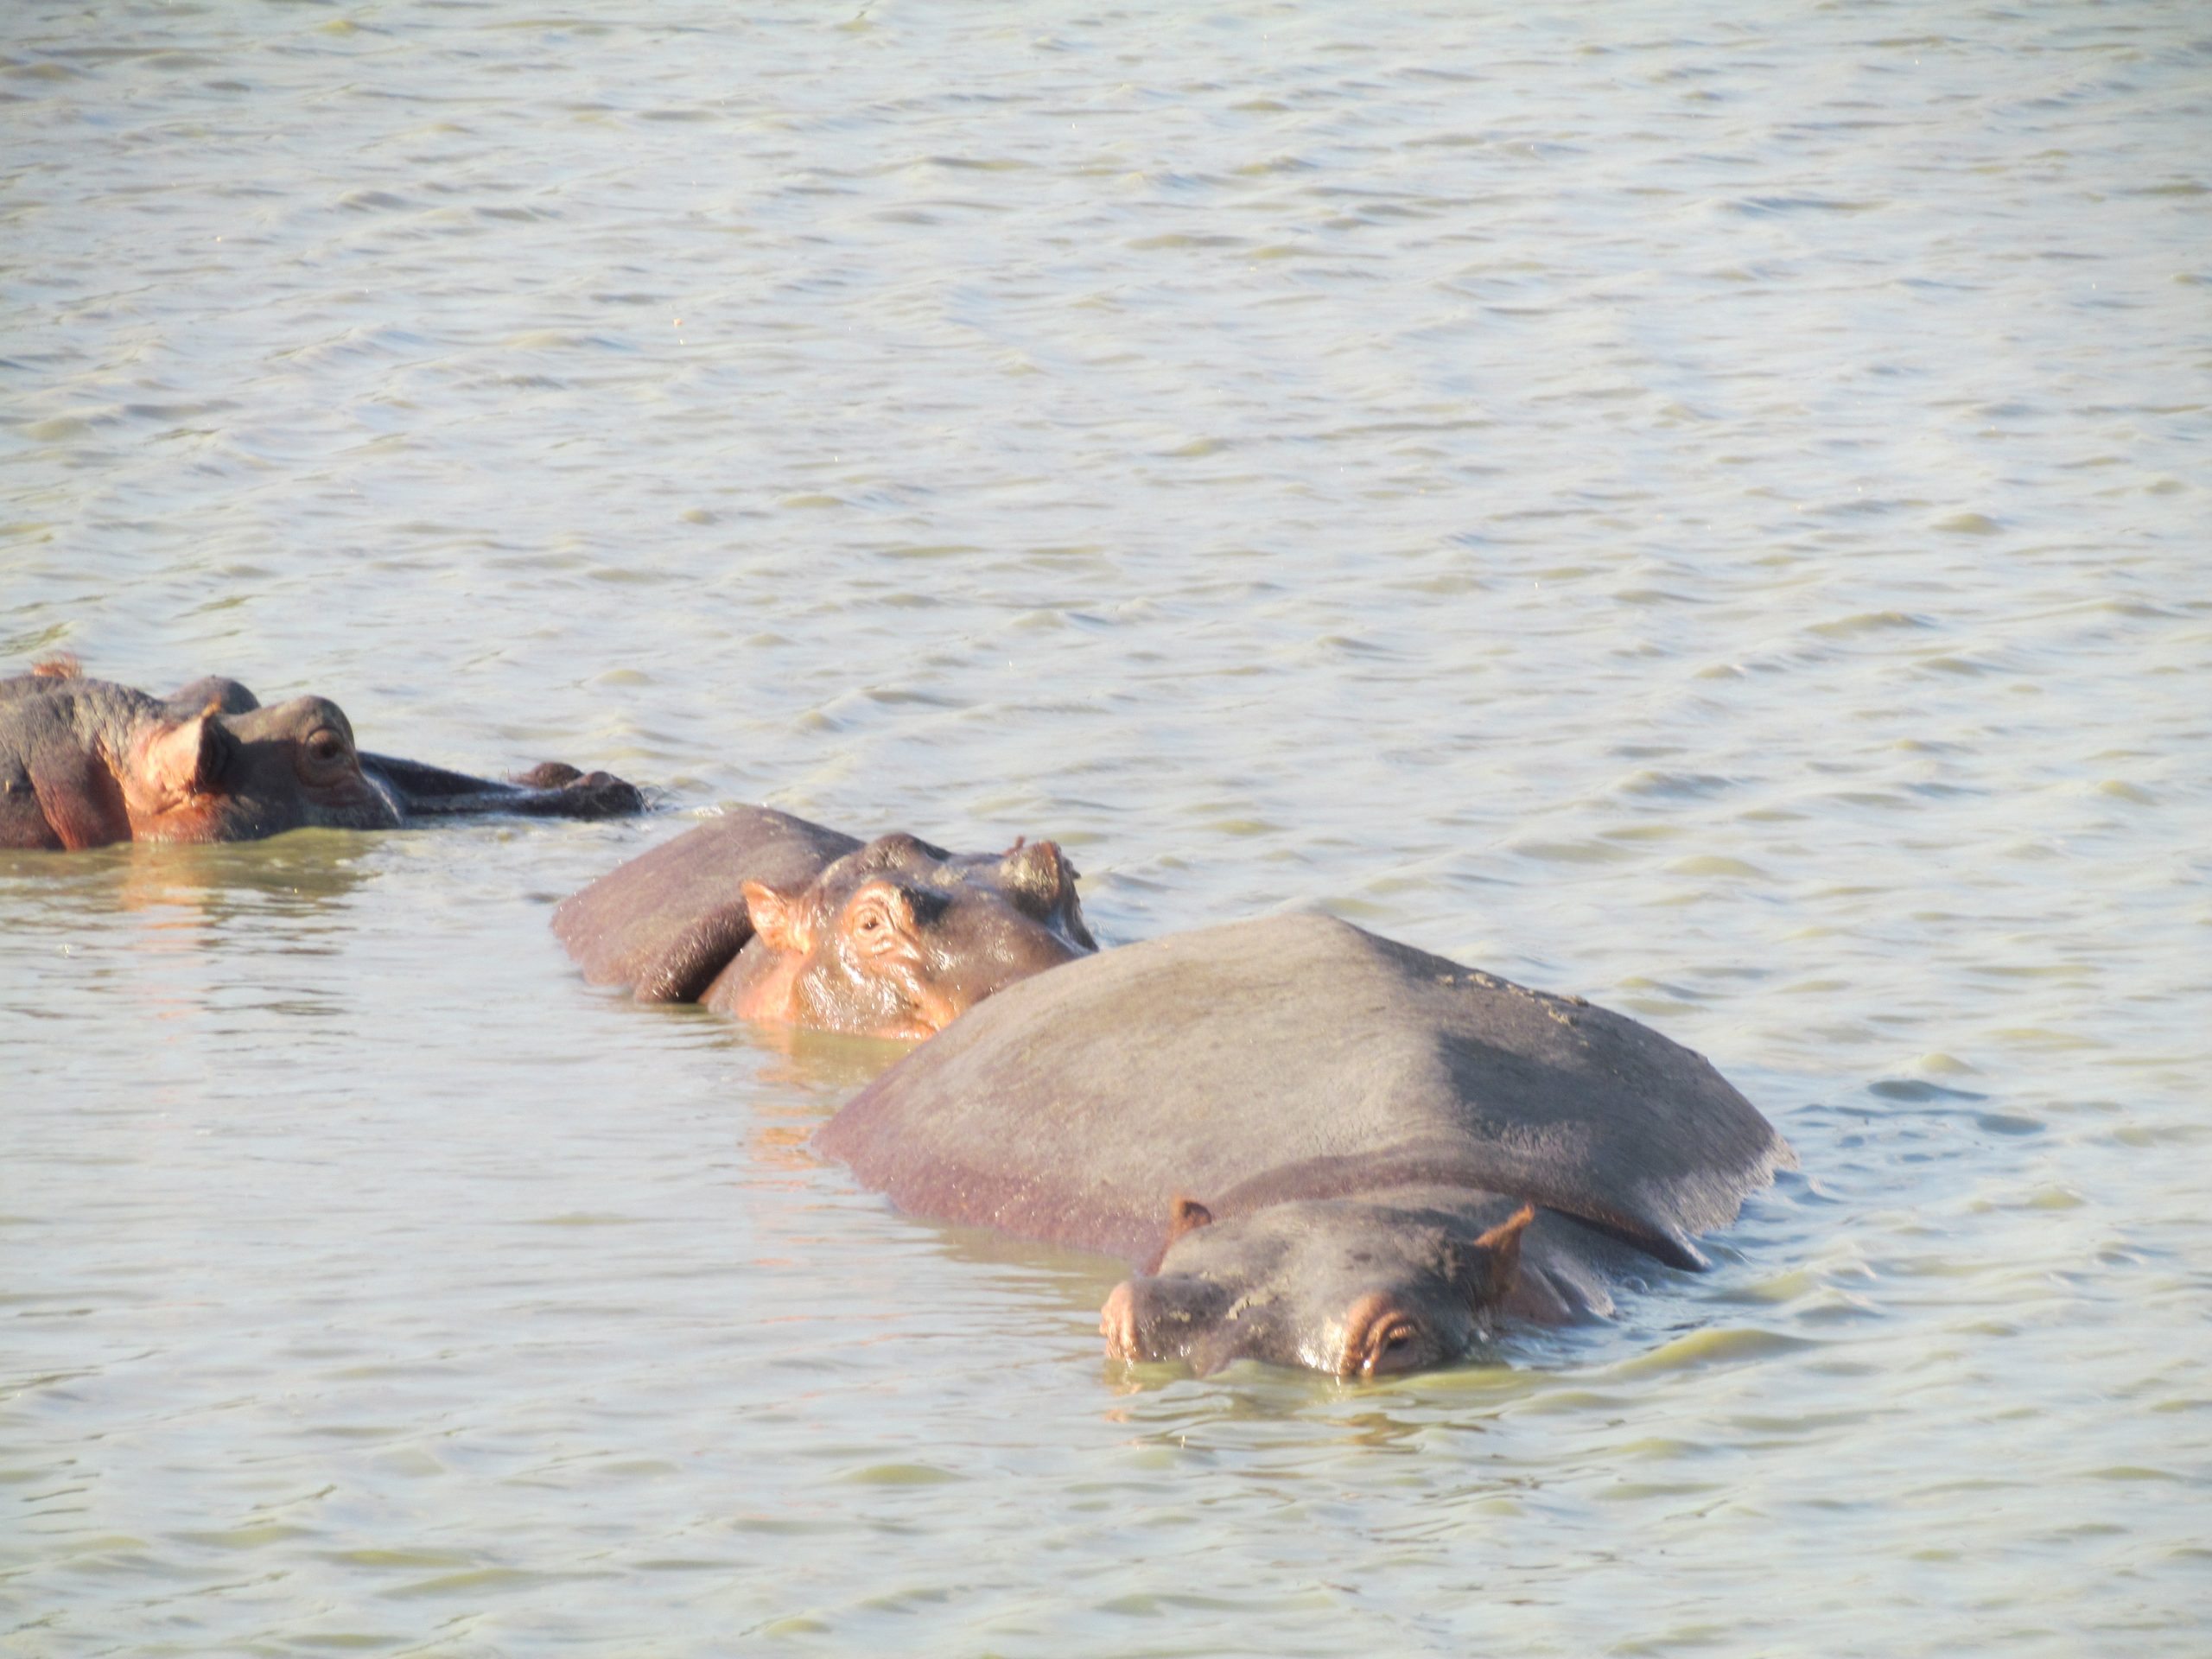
top-left (552, 808), bottom-right (1097, 1041)
top-left (816, 912), bottom-right (1795, 1378)
top-left (0, 661), bottom-right (643, 850)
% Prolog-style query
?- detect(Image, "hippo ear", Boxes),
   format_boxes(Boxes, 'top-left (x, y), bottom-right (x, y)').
top-left (130, 702), bottom-right (232, 810)
top-left (1139, 1194), bottom-right (1216, 1274)
top-left (741, 880), bottom-right (811, 954)
top-left (1166, 1194), bottom-right (1214, 1243)
top-left (1452, 1205), bottom-right (1535, 1309)
top-left (998, 837), bottom-right (1072, 900)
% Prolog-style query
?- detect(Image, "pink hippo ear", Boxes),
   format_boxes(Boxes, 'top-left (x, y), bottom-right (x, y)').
top-left (127, 702), bottom-right (230, 814)
top-left (741, 880), bottom-right (812, 955)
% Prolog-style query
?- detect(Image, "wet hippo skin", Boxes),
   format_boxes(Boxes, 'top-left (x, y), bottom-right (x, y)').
top-left (0, 661), bottom-right (642, 849)
top-left (552, 808), bottom-right (1097, 1041)
top-left (817, 912), bottom-right (1795, 1377)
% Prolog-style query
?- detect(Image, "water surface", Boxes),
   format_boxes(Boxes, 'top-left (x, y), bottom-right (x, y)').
top-left (3, 3), bottom-right (2207, 1654)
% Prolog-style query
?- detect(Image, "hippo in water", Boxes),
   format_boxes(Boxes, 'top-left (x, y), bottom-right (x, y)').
top-left (0, 661), bottom-right (643, 849)
top-left (816, 912), bottom-right (1795, 1378)
top-left (552, 807), bottom-right (1097, 1042)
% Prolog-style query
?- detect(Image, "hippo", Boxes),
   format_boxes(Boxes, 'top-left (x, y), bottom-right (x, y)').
top-left (552, 808), bottom-right (1097, 1041)
top-left (0, 660), bottom-right (643, 850)
top-left (815, 912), bottom-right (1795, 1378)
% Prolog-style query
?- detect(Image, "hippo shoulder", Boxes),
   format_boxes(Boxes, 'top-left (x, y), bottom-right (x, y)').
top-left (551, 806), bottom-right (861, 1001)
top-left (817, 912), bottom-right (1794, 1268)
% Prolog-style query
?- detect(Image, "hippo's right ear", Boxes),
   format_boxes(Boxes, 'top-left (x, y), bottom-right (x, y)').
top-left (1166, 1195), bottom-right (1214, 1243)
top-left (1141, 1194), bottom-right (1214, 1274)
top-left (741, 880), bottom-right (812, 954)
top-left (128, 702), bottom-right (235, 811)
top-left (999, 838), bottom-right (1074, 901)
top-left (1452, 1205), bottom-right (1535, 1310)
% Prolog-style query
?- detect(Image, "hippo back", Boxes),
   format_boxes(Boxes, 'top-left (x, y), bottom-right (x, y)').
top-left (817, 912), bottom-right (1794, 1268)
top-left (553, 808), bottom-right (860, 1002)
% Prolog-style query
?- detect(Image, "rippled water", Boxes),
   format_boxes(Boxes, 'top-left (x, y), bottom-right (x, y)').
top-left (3, 3), bottom-right (2207, 1654)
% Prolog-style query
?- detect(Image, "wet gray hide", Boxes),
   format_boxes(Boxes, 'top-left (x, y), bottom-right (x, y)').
top-left (817, 912), bottom-right (1795, 1281)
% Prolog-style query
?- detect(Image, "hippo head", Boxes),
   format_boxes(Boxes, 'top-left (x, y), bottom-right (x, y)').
top-left (1100, 1190), bottom-right (1534, 1379)
top-left (737, 831), bottom-right (1097, 1041)
top-left (124, 695), bottom-right (404, 842)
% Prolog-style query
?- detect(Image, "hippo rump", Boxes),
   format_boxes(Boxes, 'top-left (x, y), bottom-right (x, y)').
top-left (552, 808), bottom-right (1097, 1042)
top-left (0, 661), bottom-right (643, 850)
top-left (815, 912), bottom-right (1796, 1379)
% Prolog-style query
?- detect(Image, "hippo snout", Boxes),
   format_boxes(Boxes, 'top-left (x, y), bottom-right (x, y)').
top-left (1100, 1281), bottom-right (1139, 1361)
top-left (1099, 1274), bottom-right (1242, 1370)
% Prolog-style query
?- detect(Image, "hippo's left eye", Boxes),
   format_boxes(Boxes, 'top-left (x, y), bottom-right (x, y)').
top-left (844, 883), bottom-right (916, 955)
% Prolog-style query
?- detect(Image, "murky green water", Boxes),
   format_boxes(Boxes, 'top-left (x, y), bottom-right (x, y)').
top-left (3, 3), bottom-right (2207, 1653)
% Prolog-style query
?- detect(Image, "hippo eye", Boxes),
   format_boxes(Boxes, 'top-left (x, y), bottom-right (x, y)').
top-left (1363, 1316), bottom-right (1425, 1377)
top-left (849, 901), bottom-right (902, 950)
top-left (297, 727), bottom-right (353, 784)
top-left (845, 883), bottom-right (916, 952)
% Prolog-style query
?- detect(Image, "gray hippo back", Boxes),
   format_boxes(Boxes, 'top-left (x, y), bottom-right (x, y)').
top-left (817, 912), bottom-right (1795, 1376)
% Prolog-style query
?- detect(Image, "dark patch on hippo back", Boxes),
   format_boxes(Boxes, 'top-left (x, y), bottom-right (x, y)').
top-left (817, 911), bottom-right (1795, 1269)
top-left (551, 807), bottom-right (861, 1001)
top-left (634, 899), bottom-right (757, 1004)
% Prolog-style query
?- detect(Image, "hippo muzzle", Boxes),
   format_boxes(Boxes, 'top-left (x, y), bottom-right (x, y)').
top-left (1102, 1192), bottom-right (1535, 1379)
